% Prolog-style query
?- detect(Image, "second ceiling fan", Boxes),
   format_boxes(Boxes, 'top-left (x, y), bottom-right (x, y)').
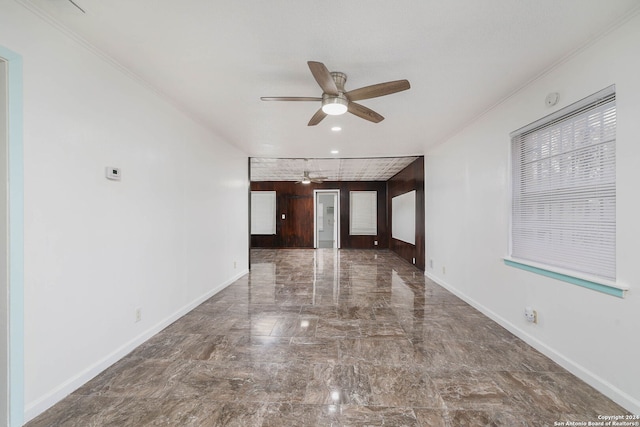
top-left (261, 61), bottom-right (410, 126)
top-left (296, 170), bottom-right (327, 185)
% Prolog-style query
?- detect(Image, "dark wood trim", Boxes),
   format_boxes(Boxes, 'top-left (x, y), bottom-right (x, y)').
top-left (250, 181), bottom-right (387, 249)
top-left (247, 157), bottom-right (252, 269)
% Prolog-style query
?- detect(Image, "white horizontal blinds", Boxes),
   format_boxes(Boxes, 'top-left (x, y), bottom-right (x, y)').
top-left (350, 191), bottom-right (377, 235)
top-left (511, 90), bottom-right (616, 280)
top-left (250, 191), bottom-right (276, 235)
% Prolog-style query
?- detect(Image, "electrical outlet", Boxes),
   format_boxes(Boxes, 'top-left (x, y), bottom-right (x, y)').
top-left (412, 257), bottom-right (416, 264)
top-left (106, 167), bottom-right (121, 181)
top-left (429, 259), bottom-right (434, 269)
top-left (442, 266), bottom-right (446, 274)
top-left (233, 261), bottom-right (237, 269)
top-left (135, 308), bottom-right (142, 323)
top-left (374, 240), bottom-right (378, 246)
top-left (524, 307), bottom-right (538, 324)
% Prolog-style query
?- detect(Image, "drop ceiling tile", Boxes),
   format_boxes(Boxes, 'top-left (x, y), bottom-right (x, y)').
top-left (250, 156), bottom-right (418, 182)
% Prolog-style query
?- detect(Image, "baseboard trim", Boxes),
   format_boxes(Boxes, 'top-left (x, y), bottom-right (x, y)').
top-left (425, 271), bottom-right (640, 415)
top-left (24, 269), bottom-right (248, 422)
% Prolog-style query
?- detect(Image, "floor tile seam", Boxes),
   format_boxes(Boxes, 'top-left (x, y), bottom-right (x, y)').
top-left (501, 367), bottom-right (570, 374)
top-left (410, 337), bottom-right (500, 343)
top-left (425, 370), bottom-right (511, 403)
top-left (421, 366), bottom-right (535, 375)
top-left (409, 336), bottom-right (525, 345)
top-left (336, 335), bottom-right (414, 347)
top-left (428, 368), bottom-right (515, 376)
top-left (179, 363), bottom-right (318, 376)
top-left (318, 363), bottom-right (431, 370)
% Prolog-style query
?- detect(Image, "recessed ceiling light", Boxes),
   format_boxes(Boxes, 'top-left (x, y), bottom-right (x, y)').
top-left (331, 126), bottom-right (342, 132)
top-left (331, 150), bottom-right (339, 154)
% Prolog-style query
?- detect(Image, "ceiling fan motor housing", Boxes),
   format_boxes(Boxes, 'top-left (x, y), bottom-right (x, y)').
top-left (322, 72), bottom-right (348, 115)
top-left (330, 72), bottom-right (347, 92)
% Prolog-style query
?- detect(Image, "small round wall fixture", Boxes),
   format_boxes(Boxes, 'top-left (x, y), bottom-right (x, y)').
top-left (545, 92), bottom-right (559, 107)
top-left (331, 126), bottom-right (342, 132)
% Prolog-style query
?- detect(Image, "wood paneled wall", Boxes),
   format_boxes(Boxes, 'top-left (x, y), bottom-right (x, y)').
top-left (387, 157), bottom-right (425, 270)
top-left (250, 181), bottom-right (387, 249)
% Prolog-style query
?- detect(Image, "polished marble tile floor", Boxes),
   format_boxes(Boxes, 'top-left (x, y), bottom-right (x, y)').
top-left (27, 249), bottom-right (629, 426)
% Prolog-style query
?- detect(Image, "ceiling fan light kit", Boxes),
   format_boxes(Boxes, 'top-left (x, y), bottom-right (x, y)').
top-left (261, 61), bottom-right (410, 126)
top-left (322, 94), bottom-right (349, 115)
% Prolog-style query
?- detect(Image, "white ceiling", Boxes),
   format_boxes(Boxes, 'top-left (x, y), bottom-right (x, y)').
top-left (23, 0), bottom-right (639, 164)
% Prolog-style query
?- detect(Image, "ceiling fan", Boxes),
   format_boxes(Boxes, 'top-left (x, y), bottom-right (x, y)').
top-left (296, 171), bottom-right (328, 185)
top-left (261, 61), bottom-right (410, 126)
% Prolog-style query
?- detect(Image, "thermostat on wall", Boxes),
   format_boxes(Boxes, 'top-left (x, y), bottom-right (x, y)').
top-left (106, 167), bottom-right (121, 181)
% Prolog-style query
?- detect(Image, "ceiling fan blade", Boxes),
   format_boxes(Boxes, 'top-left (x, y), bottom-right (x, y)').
top-left (308, 61), bottom-right (339, 96)
top-left (310, 179), bottom-right (324, 183)
top-left (308, 108), bottom-right (327, 126)
top-left (348, 102), bottom-right (384, 123)
top-left (260, 97), bottom-right (322, 101)
top-left (345, 79), bottom-right (410, 101)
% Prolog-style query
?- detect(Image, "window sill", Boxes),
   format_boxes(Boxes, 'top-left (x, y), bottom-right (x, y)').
top-left (503, 257), bottom-right (628, 298)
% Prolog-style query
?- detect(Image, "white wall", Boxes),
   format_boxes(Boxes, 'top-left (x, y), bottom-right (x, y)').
top-left (0, 2), bottom-right (249, 422)
top-left (425, 13), bottom-right (640, 413)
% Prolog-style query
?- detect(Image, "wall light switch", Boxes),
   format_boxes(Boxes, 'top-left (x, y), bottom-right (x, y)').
top-left (281, 214), bottom-right (286, 220)
top-left (106, 167), bottom-right (121, 181)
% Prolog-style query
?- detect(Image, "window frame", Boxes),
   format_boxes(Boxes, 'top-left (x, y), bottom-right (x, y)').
top-left (349, 190), bottom-right (378, 236)
top-left (250, 191), bottom-right (276, 235)
top-left (505, 85), bottom-right (627, 298)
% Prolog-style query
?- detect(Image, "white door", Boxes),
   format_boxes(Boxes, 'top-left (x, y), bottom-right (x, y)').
top-left (314, 190), bottom-right (339, 249)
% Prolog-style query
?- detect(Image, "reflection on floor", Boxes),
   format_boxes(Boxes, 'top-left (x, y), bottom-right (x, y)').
top-left (318, 240), bottom-right (334, 249)
top-left (26, 249), bottom-right (628, 426)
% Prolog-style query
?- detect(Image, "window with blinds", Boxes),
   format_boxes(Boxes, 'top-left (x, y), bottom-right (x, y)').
top-left (250, 191), bottom-right (276, 235)
top-left (510, 86), bottom-right (616, 281)
top-left (350, 191), bottom-right (377, 235)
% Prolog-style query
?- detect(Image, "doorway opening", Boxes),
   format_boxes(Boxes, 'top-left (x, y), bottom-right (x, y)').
top-left (314, 190), bottom-right (339, 249)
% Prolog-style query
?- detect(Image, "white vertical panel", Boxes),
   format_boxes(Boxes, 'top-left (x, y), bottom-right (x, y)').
top-left (250, 191), bottom-right (276, 235)
top-left (392, 191), bottom-right (416, 244)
